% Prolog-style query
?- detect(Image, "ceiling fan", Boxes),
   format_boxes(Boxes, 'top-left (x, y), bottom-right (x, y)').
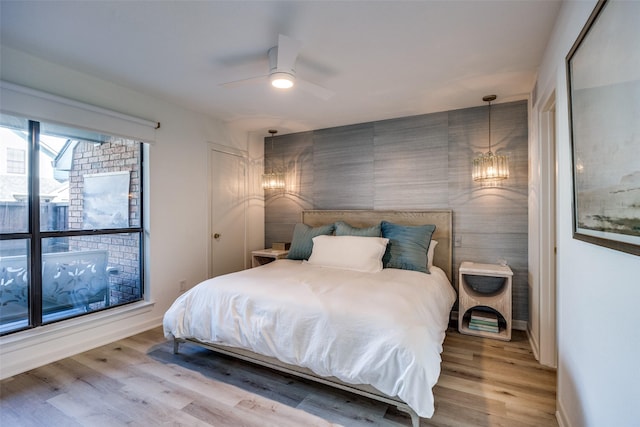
top-left (220, 34), bottom-right (334, 100)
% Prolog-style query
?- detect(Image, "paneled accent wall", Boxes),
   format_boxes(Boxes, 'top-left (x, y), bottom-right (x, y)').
top-left (265, 101), bottom-right (529, 321)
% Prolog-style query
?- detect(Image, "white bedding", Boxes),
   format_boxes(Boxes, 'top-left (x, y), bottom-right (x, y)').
top-left (163, 259), bottom-right (456, 418)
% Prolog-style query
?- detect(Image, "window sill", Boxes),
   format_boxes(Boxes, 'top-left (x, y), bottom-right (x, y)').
top-left (0, 300), bottom-right (155, 350)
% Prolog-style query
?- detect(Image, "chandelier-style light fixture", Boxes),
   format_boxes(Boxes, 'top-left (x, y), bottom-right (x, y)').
top-left (262, 129), bottom-right (286, 190)
top-left (472, 95), bottom-right (509, 182)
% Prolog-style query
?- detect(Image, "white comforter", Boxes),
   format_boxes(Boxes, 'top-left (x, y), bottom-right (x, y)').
top-left (163, 259), bottom-right (456, 418)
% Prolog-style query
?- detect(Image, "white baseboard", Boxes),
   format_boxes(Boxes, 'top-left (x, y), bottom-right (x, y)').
top-left (512, 319), bottom-right (527, 331)
top-left (556, 399), bottom-right (570, 427)
top-left (526, 325), bottom-right (541, 362)
top-left (0, 301), bottom-right (161, 380)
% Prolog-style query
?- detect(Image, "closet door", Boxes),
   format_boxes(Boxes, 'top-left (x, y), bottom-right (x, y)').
top-left (209, 147), bottom-right (247, 277)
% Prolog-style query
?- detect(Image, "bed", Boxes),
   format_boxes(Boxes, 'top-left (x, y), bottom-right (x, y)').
top-left (164, 210), bottom-right (455, 426)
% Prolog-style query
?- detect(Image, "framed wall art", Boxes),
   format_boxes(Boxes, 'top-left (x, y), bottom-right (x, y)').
top-left (566, 0), bottom-right (640, 256)
top-left (83, 171), bottom-right (130, 229)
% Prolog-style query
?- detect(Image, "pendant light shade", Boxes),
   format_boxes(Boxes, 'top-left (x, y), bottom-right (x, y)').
top-left (473, 95), bottom-right (509, 182)
top-left (262, 129), bottom-right (286, 190)
top-left (262, 171), bottom-right (286, 189)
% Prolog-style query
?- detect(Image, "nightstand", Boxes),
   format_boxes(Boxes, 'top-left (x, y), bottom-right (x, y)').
top-left (251, 249), bottom-right (289, 268)
top-left (458, 261), bottom-right (513, 341)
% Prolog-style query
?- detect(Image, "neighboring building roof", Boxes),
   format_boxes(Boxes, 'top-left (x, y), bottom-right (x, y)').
top-left (0, 129), bottom-right (70, 202)
top-left (52, 139), bottom-right (78, 181)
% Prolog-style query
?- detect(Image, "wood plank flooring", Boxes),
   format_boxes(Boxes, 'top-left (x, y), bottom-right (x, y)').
top-left (0, 327), bottom-right (557, 427)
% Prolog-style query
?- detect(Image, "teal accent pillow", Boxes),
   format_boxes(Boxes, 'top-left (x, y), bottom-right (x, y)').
top-left (334, 221), bottom-right (381, 237)
top-left (381, 221), bottom-right (436, 273)
top-left (286, 223), bottom-right (336, 260)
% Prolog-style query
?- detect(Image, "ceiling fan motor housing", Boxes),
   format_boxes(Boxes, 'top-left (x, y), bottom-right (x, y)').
top-left (268, 46), bottom-right (296, 76)
top-left (268, 46), bottom-right (296, 88)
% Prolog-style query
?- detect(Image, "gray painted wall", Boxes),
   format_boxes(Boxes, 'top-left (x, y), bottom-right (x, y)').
top-left (264, 100), bottom-right (528, 321)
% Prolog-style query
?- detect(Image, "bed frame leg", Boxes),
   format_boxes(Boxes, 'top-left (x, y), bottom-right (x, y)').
top-left (409, 411), bottom-right (420, 427)
top-left (397, 405), bottom-right (420, 427)
top-left (173, 338), bottom-right (180, 354)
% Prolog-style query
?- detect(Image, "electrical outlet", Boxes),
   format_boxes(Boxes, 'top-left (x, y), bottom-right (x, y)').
top-left (179, 279), bottom-right (187, 292)
top-left (454, 236), bottom-right (462, 247)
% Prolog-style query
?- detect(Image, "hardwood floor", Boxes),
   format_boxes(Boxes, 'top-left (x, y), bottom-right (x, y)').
top-left (0, 327), bottom-right (557, 427)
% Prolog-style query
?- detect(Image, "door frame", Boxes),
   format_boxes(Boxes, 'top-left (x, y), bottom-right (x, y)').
top-left (538, 91), bottom-right (558, 367)
top-left (207, 142), bottom-right (249, 278)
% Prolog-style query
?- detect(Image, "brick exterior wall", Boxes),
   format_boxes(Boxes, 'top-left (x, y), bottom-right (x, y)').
top-left (67, 141), bottom-right (141, 305)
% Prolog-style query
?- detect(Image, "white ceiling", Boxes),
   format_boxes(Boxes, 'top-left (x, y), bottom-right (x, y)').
top-left (0, 0), bottom-right (561, 136)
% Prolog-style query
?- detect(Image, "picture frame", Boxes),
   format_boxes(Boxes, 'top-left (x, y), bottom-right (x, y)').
top-left (566, 0), bottom-right (640, 256)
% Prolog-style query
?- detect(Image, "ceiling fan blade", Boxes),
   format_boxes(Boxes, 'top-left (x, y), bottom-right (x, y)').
top-left (276, 34), bottom-right (301, 72)
top-left (297, 79), bottom-right (335, 100)
top-left (220, 75), bottom-right (268, 88)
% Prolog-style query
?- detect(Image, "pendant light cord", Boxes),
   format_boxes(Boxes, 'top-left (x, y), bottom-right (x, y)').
top-left (488, 99), bottom-right (492, 153)
top-left (482, 94), bottom-right (496, 154)
top-left (268, 129), bottom-right (277, 168)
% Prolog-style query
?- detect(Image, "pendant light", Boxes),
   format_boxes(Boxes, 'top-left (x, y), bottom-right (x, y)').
top-left (262, 129), bottom-right (285, 190)
top-left (472, 95), bottom-right (509, 182)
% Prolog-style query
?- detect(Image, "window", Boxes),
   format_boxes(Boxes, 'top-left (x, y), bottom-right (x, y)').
top-left (0, 114), bottom-right (145, 335)
top-left (6, 148), bottom-right (25, 174)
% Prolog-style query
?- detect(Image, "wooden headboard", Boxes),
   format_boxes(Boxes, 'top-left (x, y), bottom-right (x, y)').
top-left (302, 210), bottom-right (453, 282)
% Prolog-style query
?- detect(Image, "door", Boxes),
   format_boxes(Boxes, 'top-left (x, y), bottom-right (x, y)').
top-left (209, 147), bottom-right (247, 277)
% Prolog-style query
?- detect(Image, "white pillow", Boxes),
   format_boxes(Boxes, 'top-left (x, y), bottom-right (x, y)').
top-left (306, 235), bottom-right (389, 273)
top-left (427, 240), bottom-right (438, 269)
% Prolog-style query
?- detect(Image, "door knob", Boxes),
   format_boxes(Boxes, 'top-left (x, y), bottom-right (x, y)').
top-left (213, 233), bottom-right (221, 239)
